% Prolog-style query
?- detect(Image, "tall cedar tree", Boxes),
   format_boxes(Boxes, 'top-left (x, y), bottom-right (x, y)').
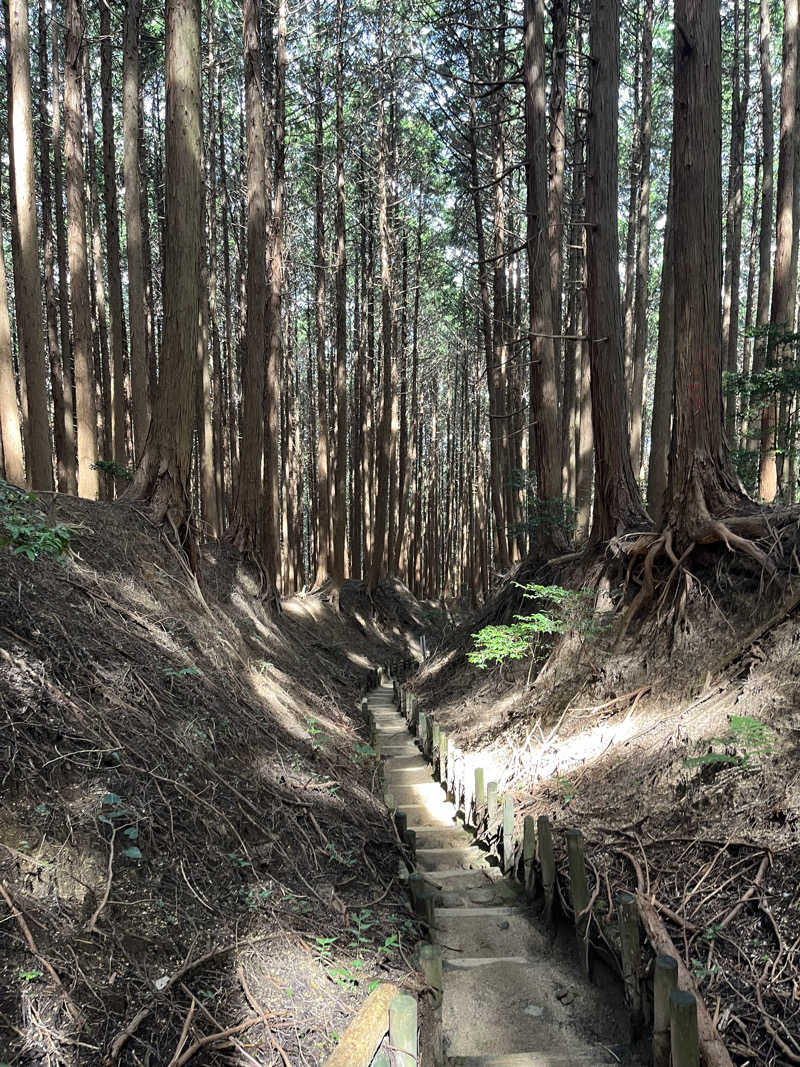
top-left (8, 0), bottom-right (52, 489)
top-left (128, 0), bottom-right (202, 559)
top-left (585, 0), bottom-right (647, 539)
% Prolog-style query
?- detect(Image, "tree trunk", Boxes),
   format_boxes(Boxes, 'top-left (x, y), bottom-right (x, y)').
top-left (524, 0), bottom-right (564, 551)
top-left (228, 0), bottom-right (266, 555)
top-left (123, 0), bottom-right (150, 459)
top-left (367, 9), bottom-right (394, 595)
top-left (491, 8), bottom-right (510, 570)
top-left (9, 0), bottom-right (53, 490)
top-left (332, 0), bottom-right (348, 591)
top-left (759, 0), bottom-right (796, 500)
top-left (128, 0), bottom-right (201, 560)
top-left (262, 0), bottom-right (285, 593)
top-left (84, 50), bottom-right (112, 485)
top-left (0, 181), bottom-right (24, 486)
top-left (37, 0), bottom-right (69, 493)
top-left (101, 0), bottom-right (127, 469)
top-left (722, 0), bottom-right (749, 443)
top-left (50, 14), bottom-right (77, 492)
top-left (629, 0), bottom-right (653, 475)
top-left (548, 0), bottom-right (567, 395)
top-left (622, 37), bottom-right (640, 388)
top-left (739, 153), bottom-right (760, 452)
top-left (64, 0), bottom-right (98, 498)
top-left (647, 145), bottom-right (674, 524)
top-left (666, 0), bottom-right (740, 531)
top-left (585, 0), bottom-right (646, 541)
top-left (312, 19), bottom-right (330, 586)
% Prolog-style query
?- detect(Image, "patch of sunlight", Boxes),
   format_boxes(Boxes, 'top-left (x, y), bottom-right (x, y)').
top-left (345, 650), bottom-right (371, 668)
top-left (283, 596), bottom-right (325, 621)
top-left (533, 714), bottom-right (640, 781)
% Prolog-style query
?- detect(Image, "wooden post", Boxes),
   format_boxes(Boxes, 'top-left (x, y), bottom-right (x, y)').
top-left (502, 795), bottom-right (515, 874)
top-left (566, 829), bottom-right (590, 973)
top-left (522, 815), bottom-right (536, 895)
top-left (670, 989), bottom-right (700, 1067)
top-left (652, 956), bottom-right (678, 1067)
top-left (395, 810), bottom-right (408, 840)
top-left (652, 955), bottom-right (678, 1067)
top-left (388, 994), bottom-right (417, 1067)
top-left (617, 892), bottom-right (643, 1035)
top-left (537, 816), bottom-right (555, 924)
top-left (417, 710), bottom-right (427, 745)
top-left (405, 828), bottom-right (417, 858)
top-left (419, 943), bottom-right (442, 1005)
top-left (361, 697), bottom-right (368, 717)
top-left (372, 1051), bottom-right (390, 1067)
top-left (438, 730), bottom-right (447, 782)
top-left (414, 887), bottom-right (434, 926)
top-left (408, 872), bottom-right (425, 908)
top-left (473, 768), bottom-right (485, 823)
top-left (486, 781), bottom-right (498, 826)
top-left (431, 720), bottom-right (440, 760)
top-left (369, 711), bottom-right (376, 747)
top-left (385, 793), bottom-right (395, 811)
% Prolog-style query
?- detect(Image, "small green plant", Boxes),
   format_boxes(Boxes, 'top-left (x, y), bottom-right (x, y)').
top-left (684, 715), bottom-right (774, 770)
top-left (17, 968), bottom-right (43, 982)
top-left (315, 935), bottom-right (338, 960)
top-left (327, 960), bottom-right (363, 989)
top-left (555, 775), bottom-right (574, 806)
top-left (0, 482), bottom-right (73, 561)
top-left (348, 908), bottom-right (376, 957)
top-left (352, 742), bottom-right (377, 763)
top-left (91, 459), bottom-right (133, 481)
top-left (307, 718), bottom-right (328, 749)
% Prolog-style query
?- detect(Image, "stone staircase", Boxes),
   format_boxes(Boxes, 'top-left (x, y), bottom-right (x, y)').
top-left (367, 679), bottom-right (641, 1067)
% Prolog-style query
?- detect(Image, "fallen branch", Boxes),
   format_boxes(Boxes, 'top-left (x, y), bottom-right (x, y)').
top-left (636, 893), bottom-right (735, 1067)
top-left (0, 879), bottom-right (84, 1027)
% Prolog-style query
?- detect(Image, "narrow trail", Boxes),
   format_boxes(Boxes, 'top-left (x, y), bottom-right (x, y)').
top-left (367, 677), bottom-right (643, 1067)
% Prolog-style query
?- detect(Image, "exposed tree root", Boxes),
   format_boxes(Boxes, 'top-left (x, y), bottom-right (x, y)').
top-left (614, 504), bottom-right (800, 646)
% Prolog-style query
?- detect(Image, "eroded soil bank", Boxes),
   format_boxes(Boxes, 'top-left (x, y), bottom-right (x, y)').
top-left (0, 495), bottom-right (430, 1064)
top-left (411, 560), bottom-right (800, 1065)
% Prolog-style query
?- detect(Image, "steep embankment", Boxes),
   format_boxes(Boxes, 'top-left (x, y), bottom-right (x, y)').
top-left (412, 566), bottom-right (800, 1065)
top-left (0, 491), bottom-right (421, 1064)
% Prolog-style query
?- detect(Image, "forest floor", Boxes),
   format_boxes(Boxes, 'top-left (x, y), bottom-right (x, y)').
top-left (412, 554), bottom-right (800, 1066)
top-left (0, 492), bottom-right (437, 1066)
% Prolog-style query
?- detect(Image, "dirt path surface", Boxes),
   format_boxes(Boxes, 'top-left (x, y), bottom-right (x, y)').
top-left (369, 678), bottom-right (644, 1067)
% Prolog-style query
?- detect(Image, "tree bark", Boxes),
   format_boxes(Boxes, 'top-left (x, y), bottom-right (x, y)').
top-left (524, 0), bottom-right (564, 551)
top-left (312, 35), bottom-right (330, 586)
top-left (647, 146), bottom-right (674, 525)
top-left (37, 0), bottom-right (69, 493)
top-left (722, 0), bottom-right (749, 443)
top-left (50, 14), bottom-right (77, 492)
top-left (665, 0), bottom-right (740, 531)
top-left (228, 0), bottom-right (266, 555)
top-left (262, 0), bottom-right (286, 593)
top-left (0, 178), bottom-right (24, 486)
top-left (101, 0), bottom-right (127, 469)
top-left (64, 0), bottom-right (98, 498)
top-left (123, 0), bottom-right (150, 459)
top-left (332, 0), bottom-right (348, 591)
top-left (9, 0), bottom-right (53, 489)
top-left (128, 0), bottom-right (202, 559)
top-left (759, 0), bottom-right (797, 501)
top-left (585, 0), bottom-right (647, 540)
top-left (629, 0), bottom-right (653, 475)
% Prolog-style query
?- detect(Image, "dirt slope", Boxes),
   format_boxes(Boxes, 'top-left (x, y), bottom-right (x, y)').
top-left (0, 492), bottom-right (421, 1065)
top-left (412, 563), bottom-right (800, 1066)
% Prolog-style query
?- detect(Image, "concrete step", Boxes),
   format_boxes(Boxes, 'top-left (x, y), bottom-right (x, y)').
top-left (384, 754), bottom-right (429, 770)
top-left (414, 826), bottom-right (471, 849)
top-left (442, 959), bottom-right (586, 1058)
top-left (379, 744), bottom-right (423, 758)
top-left (447, 1052), bottom-right (617, 1066)
top-left (435, 877), bottom-right (525, 909)
top-left (397, 802), bottom-right (458, 828)
top-left (433, 909), bottom-right (545, 959)
top-left (384, 766), bottom-right (434, 786)
top-left (415, 846), bottom-right (490, 872)
top-left (388, 783), bottom-right (448, 806)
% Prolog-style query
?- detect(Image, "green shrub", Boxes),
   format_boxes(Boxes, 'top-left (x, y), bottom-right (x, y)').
top-left (0, 482), bottom-right (73, 561)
